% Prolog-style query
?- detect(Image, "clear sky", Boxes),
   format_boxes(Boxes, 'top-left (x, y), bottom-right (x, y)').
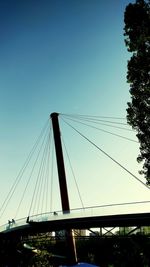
top-left (0, 0), bottom-right (150, 225)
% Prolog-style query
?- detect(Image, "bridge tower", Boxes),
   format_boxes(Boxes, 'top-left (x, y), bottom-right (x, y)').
top-left (50, 112), bottom-right (77, 265)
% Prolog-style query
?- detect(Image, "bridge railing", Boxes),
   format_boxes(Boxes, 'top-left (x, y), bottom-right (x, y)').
top-left (0, 217), bottom-right (27, 233)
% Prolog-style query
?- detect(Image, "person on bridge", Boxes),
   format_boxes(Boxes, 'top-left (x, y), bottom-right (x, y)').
top-left (26, 216), bottom-right (29, 223)
top-left (12, 219), bottom-right (15, 224)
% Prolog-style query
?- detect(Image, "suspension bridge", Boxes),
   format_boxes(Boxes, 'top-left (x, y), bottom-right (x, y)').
top-left (0, 112), bottom-right (150, 265)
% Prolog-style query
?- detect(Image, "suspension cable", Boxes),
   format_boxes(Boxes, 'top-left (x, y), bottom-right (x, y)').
top-left (0, 119), bottom-right (49, 219)
top-left (61, 113), bottom-right (128, 125)
top-left (62, 119), bottom-right (150, 191)
top-left (61, 134), bottom-right (84, 209)
top-left (61, 113), bottom-right (127, 120)
top-left (15, 123), bottom-right (50, 218)
top-left (28, 127), bottom-right (51, 217)
top-left (40, 132), bottom-right (51, 215)
top-left (50, 141), bottom-right (54, 213)
top-left (44, 129), bottom-right (51, 213)
top-left (62, 116), bottom-right (138, 143)
top-left (61, 114), bottom-right (135, 132)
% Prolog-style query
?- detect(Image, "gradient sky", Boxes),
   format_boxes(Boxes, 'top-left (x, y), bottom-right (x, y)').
top-left (0, 0), bottom-right (150, 224)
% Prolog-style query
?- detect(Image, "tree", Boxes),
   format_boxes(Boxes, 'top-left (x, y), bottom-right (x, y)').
top-left (124, 0), bottom-right (150, 184)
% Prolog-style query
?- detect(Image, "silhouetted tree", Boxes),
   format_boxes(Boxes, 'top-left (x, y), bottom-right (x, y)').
top-left (124, 0), bottom-right (150, 183)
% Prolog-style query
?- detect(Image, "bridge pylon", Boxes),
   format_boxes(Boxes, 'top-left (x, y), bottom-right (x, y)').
top-left (50, 112), bottom-right (77, 265)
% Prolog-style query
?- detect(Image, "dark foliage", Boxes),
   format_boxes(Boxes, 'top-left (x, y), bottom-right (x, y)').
top-left (1, 234), bottom-right (150, 266)
top-left (124, 0), bottom-right (150, 183)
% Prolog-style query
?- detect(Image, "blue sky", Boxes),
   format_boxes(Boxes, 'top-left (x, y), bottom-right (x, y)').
top-left (0, 0), bottom-right (150, 224)
top-left (0, 0), bottom-right (130, 121)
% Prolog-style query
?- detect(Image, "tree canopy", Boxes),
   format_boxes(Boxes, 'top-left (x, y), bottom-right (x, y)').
top-left (124, 0), bottom-right (150, 184)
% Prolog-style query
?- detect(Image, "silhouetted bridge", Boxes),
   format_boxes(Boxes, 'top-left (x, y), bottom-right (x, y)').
top-left (1, 113), bottom-right (150, 236)
top-left (1, 113), bottom-right (150, 264)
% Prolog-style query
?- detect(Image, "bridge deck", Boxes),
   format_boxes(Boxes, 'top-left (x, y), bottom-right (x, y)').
top-left (1, 211), bottom-right (150, 236)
